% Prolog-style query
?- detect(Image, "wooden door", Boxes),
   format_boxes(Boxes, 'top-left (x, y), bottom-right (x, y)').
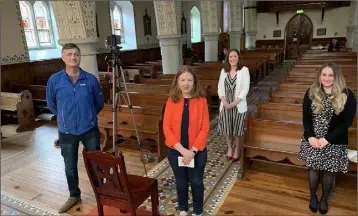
top-left (285, 14), bottom-right (313, 59)
top-left (219, 32), bottom-right (230, 53)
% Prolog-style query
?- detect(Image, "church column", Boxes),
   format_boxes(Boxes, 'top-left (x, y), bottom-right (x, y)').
top-left (154, 1), bottom-right (182, 74)
top-left (346, 1), bottom-right (358, 51)
top-left (201, 2), bottom-right (220, 61)
top-left (228, 1), bottom-right (243, 50)
top-left (244, 1), bottom-right (257, 50)
top-left (52, 1), bottom-right (100, 78)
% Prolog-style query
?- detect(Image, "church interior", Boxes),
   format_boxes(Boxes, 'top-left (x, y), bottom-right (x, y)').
top-left (1, 0), bottom-right (357, 215)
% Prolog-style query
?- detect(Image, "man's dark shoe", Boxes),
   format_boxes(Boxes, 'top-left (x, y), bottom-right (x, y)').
top-left (58, 196), bottom-right (81, 213)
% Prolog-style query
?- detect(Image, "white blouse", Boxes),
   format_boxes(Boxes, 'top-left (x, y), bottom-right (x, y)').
top-left (217, 66), bottom-right (250, 113)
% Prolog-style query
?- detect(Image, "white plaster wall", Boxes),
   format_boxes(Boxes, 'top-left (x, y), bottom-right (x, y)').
top-left (1, 0), bottom-right (30, 64)
top-left (96, 1), bottom-right (111, 53)
top-left (132, 1), bottom-right (159, 49)
top-left (257, 7), bottom-right (350, 40)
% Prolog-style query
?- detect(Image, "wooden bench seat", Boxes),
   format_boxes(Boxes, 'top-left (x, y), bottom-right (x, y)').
top-left (10, 83), bottom-right (46, 101)
top-left (293, 64), bottom-right (357, 68)
top-left (258, 102), bottom-right (357, 128)
top-left (283, 76), bottom-right (357, 85)
top-left (1, 90), bottom-right (36, 132)
top-left (288, 71), bottom-right (357, 78)
top-left (243, 117), bottom-right (357, 171)
top-left (239, 49), bottom-right (358, 178)
top-left (98, 105), bottom-right (166, 162)
top-left (278, 83), bottom-right (357, 93)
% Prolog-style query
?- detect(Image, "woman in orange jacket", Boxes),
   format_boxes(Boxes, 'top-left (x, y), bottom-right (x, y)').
top-left (163, 65), bottom-right (209, 216)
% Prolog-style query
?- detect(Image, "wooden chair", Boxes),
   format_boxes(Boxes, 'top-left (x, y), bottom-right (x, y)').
top-left (82, 149), bottom-right (160, 216)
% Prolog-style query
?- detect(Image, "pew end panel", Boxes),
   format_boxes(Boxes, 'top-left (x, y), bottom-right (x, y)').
top-left (1, 90), bottom-right (36, 132)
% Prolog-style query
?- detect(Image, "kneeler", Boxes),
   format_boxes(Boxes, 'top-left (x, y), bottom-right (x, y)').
top-left (82, 149), bottom-right (160, 216)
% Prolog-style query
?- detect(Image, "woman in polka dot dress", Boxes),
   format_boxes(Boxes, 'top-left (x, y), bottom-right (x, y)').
top-left (298, 62), bottom-right (356, 215)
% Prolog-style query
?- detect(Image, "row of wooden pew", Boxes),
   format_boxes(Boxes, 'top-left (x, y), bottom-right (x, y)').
top-left (96, 49), bottom-right (283, 162)
top-left (239, 50), bottom-right (357, 177)
top-left (1, 49), bottom-right (283, 163)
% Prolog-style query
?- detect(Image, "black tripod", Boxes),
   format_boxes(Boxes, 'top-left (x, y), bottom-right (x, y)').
top-left (105, 35), bottom-right (148, 177)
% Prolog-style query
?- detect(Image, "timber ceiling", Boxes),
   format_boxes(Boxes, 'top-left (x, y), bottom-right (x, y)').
top-left (256, 1), bottom-right (351, 13)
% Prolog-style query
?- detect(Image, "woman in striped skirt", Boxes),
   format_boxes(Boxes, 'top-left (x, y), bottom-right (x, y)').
top-left (217, 49), bottom-right (250, 162)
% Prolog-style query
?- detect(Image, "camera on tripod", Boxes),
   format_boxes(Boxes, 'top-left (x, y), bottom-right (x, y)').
top-left (106, 34), bottom-right (121, 47)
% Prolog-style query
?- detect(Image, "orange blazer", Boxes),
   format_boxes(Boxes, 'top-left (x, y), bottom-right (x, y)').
top-left (163, 97), bottom-right (209, 151)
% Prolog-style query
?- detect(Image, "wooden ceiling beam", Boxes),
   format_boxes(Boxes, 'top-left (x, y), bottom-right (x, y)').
top-left (256, 1), bottom-right (351, 13)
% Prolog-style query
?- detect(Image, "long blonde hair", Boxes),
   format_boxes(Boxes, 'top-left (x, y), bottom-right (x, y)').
top-left (309, 62), bottom-right (347, 115)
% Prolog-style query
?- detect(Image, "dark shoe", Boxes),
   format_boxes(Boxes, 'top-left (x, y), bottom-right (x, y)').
top-left (58, 196), bottom-right (81, 213)
top-left (309, 196), bottom-right (318, 213)
top-left (232, 151), bottom-right (241, 162)
top-left (319, 199), bottom-right (328, 215)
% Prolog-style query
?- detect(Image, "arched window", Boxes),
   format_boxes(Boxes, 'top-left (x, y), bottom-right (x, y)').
top-left (113, 5), bottom-right (122, 36)
top-left (33, 1), bottom-right (51, 46)
top-left (190, 6), bottom-right (201, 43)
top-left (111, 4), bottom-right (124, 42)
top-left (108, 1), bottom-right (136, 50)
top-left (223, 1), bottom-right (229, 32)
top-left (20, 1), bottom-right (37, 47)
top-left (20, 1), bottom-right (55, 49)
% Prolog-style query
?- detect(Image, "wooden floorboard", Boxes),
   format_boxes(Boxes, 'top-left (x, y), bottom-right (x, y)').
top-left (1, 123), bottom-right (157, 215)
top-left (217, 161), bottom-right (357, 216)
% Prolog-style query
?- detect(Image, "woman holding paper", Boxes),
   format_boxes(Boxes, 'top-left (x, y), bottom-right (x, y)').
top-left (298, 62), bottom-right (356, 214)
top-left (163, 65), bottom-right (209, 216)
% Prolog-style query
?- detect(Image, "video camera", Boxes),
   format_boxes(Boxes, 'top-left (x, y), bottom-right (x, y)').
top-left (106, 35), bottom-right (121, 47)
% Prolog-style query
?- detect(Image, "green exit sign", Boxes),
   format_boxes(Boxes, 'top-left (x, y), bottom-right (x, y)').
top-left (297, 9), bottom-right (304, 14)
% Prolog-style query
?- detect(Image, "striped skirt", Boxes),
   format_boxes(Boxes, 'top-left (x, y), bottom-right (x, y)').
top-left (217, 108), bottom-right (246, 136)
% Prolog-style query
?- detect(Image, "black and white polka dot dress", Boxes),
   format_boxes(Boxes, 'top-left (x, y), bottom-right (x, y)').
top-left (298, 93), bottom-right (349, 173)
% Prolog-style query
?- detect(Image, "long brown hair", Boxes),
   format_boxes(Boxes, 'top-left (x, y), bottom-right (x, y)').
top-left (309, 62), bottom-right (347, 115)
top-left (224, 48), bottom-right (244, 73)
top-left (169, 65), bottom-right (206, 103)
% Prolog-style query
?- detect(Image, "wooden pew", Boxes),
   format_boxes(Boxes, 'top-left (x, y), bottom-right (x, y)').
top-left (193, 59), bottom-right (267, 84)
top-left (98, 104), bottom-right (166, 162)
top-left (278, 83), bottom-right (357, 94)
top-left (119, 92), bottom-right (169, 109)
top-left (243, 117), bottom-right (357, 168)
top-left (283, 76), bottom-right (357, 85)
top-left (239, 49), bottom-right (358, 178)
top-left (1, 90), bottom-right (36, 132)
top-left (103, 82), bottom-right (212, 109)
top-left (10, 83), bottom-right (46, 101)
top-left (257, 102), bottom-right (357, 128)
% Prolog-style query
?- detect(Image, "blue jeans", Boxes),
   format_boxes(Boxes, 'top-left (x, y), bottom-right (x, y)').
top-left (59, 126), bottom-right (100, 197)
top-left (167, 148), bottom-right (207, 215)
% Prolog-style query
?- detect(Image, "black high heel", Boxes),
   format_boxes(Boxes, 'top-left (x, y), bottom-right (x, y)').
top-left (309, 196), bottom-right (318, 213)
top-left (319, 199), bottom-right (328, 215)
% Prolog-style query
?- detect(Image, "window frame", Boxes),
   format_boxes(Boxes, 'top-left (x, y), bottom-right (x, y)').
top-left (20, 1), bottom-right (56, 50)
top-left (111, 3), bottom-right (125, 43)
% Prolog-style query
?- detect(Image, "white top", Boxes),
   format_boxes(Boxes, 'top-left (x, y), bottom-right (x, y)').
top-left (348, 149), bottom-right (357, 163)
top-left (217, 66), bottom-right (250, 113)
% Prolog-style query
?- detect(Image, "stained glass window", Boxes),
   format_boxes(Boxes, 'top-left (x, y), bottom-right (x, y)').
top-left (20, 1), bottom-right (37, 47)
top-left (34, 1), bottom-right (51, 45)
top-left (19, 1), bottom-right (54, 49)
top-left (113, 5), bottom-right (122, 36)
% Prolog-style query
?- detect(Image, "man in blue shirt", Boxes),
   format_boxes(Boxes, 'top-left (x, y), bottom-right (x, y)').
top-left (46, 43), bottom-right (104, 213)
